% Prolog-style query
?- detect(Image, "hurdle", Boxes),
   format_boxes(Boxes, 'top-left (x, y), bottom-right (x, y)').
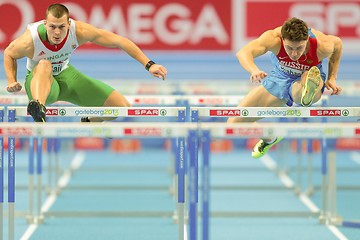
top-left (0, 93), bottom-right (331, 107)
top-left (0, 120), bottom-right (197, 240)
top-left (1, 120), bottom-right (359, 240)
top-left (5, 106), bottom-right (187, 240)
top-left (1, 79), bottom-right (360, 96)
top-left (0, 95), bottom-right (183, 200)
top-left (190, 106), bottom-right (360, 240)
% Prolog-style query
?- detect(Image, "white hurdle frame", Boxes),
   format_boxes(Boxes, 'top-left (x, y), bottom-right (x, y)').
top-left (1, 80), bottom-right (360, 96)
top-left (0, 121), bottom-right (194, 240)
top-left (191, 107), bottom-right (360, 240)
top-left (0, 94), bottom-right (330, 106)
top-left (1, 98), bottom-right (358, 237)
top-left (5, 106), bottom-right (187, 240)
top-left (9, 106), bottom-right (186, 218)
top-left (9, 106), bottom-right (184, 118)
top-left (191, 106), bottom-right (360, 119)
top-left (0, 94), bottom-right (329, 200)
top-left (1, 122), bottom-right (360, 240)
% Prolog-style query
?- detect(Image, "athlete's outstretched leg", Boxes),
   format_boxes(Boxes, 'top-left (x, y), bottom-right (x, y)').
top-left (227, 85), bottom-right (286, 158)
top-left (82, 90), bottom-right (131, 122)
top-left (29, 60), bottom-right (53, 104)
top-left (27, 59), bottom-right (53, 122)
top-left (292, 66), bottom-right (324, 106)
top-left (227, 85), bottom-right (285, 123)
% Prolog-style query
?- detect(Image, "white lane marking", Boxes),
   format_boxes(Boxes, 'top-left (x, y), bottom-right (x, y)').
top-left (20, 224), bottom-right (38, 240)
top-left (299, 193), bottom-right (319, 212)
top-left (260, 155), bottom-right (277, 171)
top-left (184, 224), bottom-right (188, 240)
top-left (262, 155), bottom-right (294, 188)
top-left (278, 172), bottom-right (295, 188)
top-left (327, 225), bottom-right (349, 240)
top-left (350, 151), bottom-right (360, 165)
top-left (262, 153), bottom-right (349, 240)
top-left (20, 151), bottom-right (86, 240)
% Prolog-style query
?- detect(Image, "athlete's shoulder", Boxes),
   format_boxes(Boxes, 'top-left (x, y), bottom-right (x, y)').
top-left (73, 20), bottom-right (96, 36)
top-left (27, 20), bottom-right (44, 30)
top-left (13, 29), bottom-right (33, 48)
top-left (5, 29), bottom-right (34, 59)
top-left (311, 28), bottom-right (342, 59)
top-left (256, 27), bottom-right (282, 52)
top-left (73, 20), bottom-right (94, 32)
top-left (261, 27), bottom-right (282, 39)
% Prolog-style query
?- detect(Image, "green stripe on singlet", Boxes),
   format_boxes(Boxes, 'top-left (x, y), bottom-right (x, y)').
top-left (38, 24), bottom-right (47, 41)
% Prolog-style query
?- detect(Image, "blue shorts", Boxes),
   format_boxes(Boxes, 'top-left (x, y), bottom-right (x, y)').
top-left (262, 65), bottom-right (326, 106)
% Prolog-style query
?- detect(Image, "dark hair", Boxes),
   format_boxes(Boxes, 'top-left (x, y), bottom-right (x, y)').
top-left (281, 17), bottom-right (308, 41)
top-left (46, 3), bottom-right (69, 20)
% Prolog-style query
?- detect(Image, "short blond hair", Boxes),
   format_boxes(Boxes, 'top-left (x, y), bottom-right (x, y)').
top-left (46, 3), bottom-right (69, 20)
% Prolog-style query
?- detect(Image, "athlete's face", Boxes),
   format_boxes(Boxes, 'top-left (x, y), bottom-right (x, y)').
top-left (44, 13), bottom-right (70, 45)
top-left (283, 39), bottom-right (308, 61)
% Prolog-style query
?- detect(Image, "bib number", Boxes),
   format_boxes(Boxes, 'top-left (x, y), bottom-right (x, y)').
top-left (52, 64), bottom-right (63, 74)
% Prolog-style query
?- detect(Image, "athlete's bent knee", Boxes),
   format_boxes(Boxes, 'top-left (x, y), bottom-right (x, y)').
top-left (37, 59), bottom-right (52, 69)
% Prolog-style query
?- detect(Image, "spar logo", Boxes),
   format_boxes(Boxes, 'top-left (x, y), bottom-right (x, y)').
top-left (226, 128), bottom-right (263, 136)
top-left (127, 109), bottom-right (167, 116)
top-left (28, 108), bottom-right (59, 116)
top-left (198, 98), bottom-right (224, 105)
top-left (0, 127), bottom-right (33, 136)
top-left (210, 109), bottom-right (248, 116)
top-left (310, 109), bottom-right (347, 116)
top-left (59, 109), bottom-right (66, 116)
top-left (46, 109), bottom-right (59, 116)
top-left (210, 109), bottom-right (240, 116)
top-left (134, 98), bottom-right (160, 104)
top-left (124, 128), bottom-right (162, 136)
top-left (0, 98), bottom-right (13, 104)
top-left (355, 128), bottom-right (360, 135)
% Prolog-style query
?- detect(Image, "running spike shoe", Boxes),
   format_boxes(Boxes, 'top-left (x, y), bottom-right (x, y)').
top-left (27, 99), bottom-right (46, 122)
top-left (81, 117), bottom-right (91, 122)
top-left (252, 137), bottom-right (284, 159)
top-left (301, 66), bottom-right (322, 107)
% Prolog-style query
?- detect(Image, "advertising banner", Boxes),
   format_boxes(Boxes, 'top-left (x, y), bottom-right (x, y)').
top-left (0, 0), bottom-right (231, 50)
top-left (235, 0), bottom-right (360, 52)
top-left (0, 0), bottom-right (359, 52)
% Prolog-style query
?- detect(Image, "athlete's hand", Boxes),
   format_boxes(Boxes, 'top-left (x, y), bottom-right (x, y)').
top-left (149, 64), bottom-right (167, 80)
top-left (325, 79), bottom-right (342, 95)
top-left (7, 82), bottom-right (22, 93)
top-left (250, 70), bottom-right (267, 83)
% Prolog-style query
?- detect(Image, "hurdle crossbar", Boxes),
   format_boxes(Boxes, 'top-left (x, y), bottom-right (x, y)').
top-left (0, 122), bottom-right (359, 139)
top-left (191, 106), bottom-right (360, 118)
top-left (0, 122), bottom-right (195, 138)
top-left (0, 94), bottom-right (329, 106)
top-left (1, 122), bottom-right (360, 240)
top-left (8, 106), bottom-right (185, 118)
top-left (0, 121), bottom-right (197, 240)
top-left (1, 79), bottom-right (360, 96)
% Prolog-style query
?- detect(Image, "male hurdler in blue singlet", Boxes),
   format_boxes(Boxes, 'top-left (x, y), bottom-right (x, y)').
top-left (228, 17), bottom-right (342, 158)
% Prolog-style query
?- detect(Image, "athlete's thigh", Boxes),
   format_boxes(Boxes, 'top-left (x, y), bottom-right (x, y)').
top-left (25, 70), bottom-right (60, 104)
top-left (56, 65), bottom-right (114, 106)
top-left (103, 90), bottom-right (131, 107)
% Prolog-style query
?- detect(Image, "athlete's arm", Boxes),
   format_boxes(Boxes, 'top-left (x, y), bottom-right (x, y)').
top-left (236, 28), bottom-right (281, 83)
top-left (3, 30), bottom-right (33, 92)
top-left (314, 29), bottom-right (342, 95)
top-left (75, 21), bottom-right (167, 80)
top-left (325, 35), bottom-right (342, 95)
